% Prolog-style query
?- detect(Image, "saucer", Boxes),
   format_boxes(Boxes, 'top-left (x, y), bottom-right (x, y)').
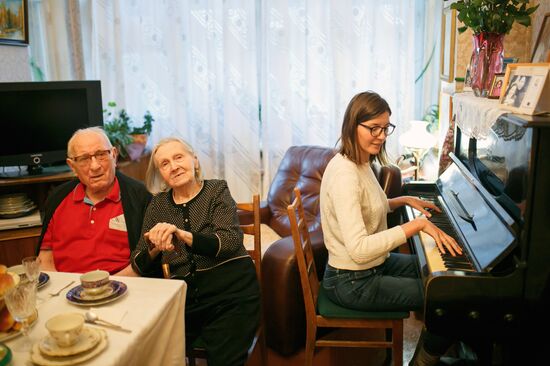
top-left (6, 266), bottom-right (48, 288)
top-left (31, 329), bottom-right (107, 366)
top-left (66, 281), bottom-right (127, 306)
top-left (39, 326), bottom-right (101, 357)
top-left (38, 272), bottom-right (50, 289)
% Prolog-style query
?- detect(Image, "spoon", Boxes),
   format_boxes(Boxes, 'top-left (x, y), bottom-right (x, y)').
top-left (84, 311), bottom-right (132, 333)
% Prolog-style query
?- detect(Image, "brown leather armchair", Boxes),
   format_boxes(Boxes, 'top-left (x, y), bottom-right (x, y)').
top-left (260, 145), bottom-right (403, 356)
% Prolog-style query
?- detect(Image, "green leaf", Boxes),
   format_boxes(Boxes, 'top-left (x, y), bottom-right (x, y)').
top-left (451, 0), bottom-right (539, 34)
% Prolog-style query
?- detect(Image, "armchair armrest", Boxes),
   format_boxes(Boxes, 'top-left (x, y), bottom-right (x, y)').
top-left (259, 201), bottom-right (272, 225)
top-left (379, 164), bottom-right (402, 198)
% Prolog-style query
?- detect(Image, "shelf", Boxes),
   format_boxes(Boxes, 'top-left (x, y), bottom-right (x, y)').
top-left (0, 171), bottom-right (75, 187)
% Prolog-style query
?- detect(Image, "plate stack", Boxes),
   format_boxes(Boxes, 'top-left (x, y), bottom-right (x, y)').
top-left (0, 193), bottom-right (37, 219)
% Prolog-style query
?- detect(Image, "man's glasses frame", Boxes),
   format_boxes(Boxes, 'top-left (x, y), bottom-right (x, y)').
top-left (69, 149), bottom-right (113, 166)
top-left (358, 123), bottom-right (396, 137)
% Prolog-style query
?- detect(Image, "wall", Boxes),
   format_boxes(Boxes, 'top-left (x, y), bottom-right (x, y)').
top-left (532, 0), bottom-right (550, 56)
top-left (0, 45), bottom-right (31, 82)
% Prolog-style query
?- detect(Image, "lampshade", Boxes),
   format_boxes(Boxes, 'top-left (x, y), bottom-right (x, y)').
top-left (399, 120), bottom-right (436, 150)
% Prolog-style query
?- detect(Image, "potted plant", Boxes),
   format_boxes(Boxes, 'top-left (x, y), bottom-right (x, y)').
top-left (451, 0), bottom-right (539, 96)
top-left (103, 102), bottom-right (154, 161)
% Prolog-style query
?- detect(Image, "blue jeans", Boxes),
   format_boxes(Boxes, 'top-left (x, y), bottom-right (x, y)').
top-left (322, 253), bottom-right (424, 312)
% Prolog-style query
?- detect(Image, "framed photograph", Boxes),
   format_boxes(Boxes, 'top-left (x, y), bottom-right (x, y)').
top-left (499, 63), bottom-right (550, 115)
top-left (440, 6), bottom-right (456, 82)
top-left (531, 13), bottom-right (550, 63)
top-left (0, 0), bottom-right (28, 46)
top-left (488, 73), bottom-right (505, 99)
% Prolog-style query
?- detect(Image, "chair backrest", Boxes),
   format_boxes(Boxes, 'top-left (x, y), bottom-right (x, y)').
top-left (287, 187), bottom-right (319, 322)
top-left (237, 194), bottom-right (262, 280)
top-left (267, 146), bottom-right (336, 237)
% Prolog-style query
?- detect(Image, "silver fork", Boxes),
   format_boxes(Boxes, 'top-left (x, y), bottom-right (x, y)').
top-left (48, 280), bottom-right (75, 297)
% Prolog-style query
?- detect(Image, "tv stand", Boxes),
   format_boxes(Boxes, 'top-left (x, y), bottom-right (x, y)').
top-left (0, 164), bottom-right (72, 179)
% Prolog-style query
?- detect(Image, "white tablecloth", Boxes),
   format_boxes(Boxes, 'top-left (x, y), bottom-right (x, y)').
top-left (5, 271), bottom-right (187, 366)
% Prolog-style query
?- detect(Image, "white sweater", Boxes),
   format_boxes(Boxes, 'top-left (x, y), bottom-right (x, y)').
top-left (320, 153), bottom-right (407, 270)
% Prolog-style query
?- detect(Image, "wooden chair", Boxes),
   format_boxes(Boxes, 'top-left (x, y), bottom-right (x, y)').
top-left (287, 187), bottom-right (409, 366)
top-left (182, 194), bottom-right (267, 366)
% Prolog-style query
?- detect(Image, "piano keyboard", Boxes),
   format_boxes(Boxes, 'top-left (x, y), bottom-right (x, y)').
top-left (413, 194), bottom-right (475, 273)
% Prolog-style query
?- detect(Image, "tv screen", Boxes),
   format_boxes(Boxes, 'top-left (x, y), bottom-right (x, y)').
top-left (0, 80), bottom-right (103, 178)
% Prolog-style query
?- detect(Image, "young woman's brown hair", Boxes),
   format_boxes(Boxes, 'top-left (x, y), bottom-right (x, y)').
top-left (338, 91), bottom-right (392, 165)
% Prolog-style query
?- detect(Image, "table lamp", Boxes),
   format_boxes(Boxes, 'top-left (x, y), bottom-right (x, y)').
top-left (398, 120), bottom-right (437, 180)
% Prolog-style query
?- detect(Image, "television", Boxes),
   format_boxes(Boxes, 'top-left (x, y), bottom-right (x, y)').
top-left (0, 80), bottom-right (103, 178)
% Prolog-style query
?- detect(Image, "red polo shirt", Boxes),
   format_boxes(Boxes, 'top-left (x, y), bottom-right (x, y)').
top-left (41, 178), bottom-right (130, 274)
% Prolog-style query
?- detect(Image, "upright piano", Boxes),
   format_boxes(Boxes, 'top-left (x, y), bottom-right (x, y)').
top-left (403, 113), bottom-right (550, 362)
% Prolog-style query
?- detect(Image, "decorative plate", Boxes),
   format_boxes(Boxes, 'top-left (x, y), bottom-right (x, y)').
top-left (6, 267), bottom-right (49, 289)
top-left (66, 281), bottom-right (127, 306)
top-left (30, 329), bottom-right (107, 366)
top-left (39, 326), bottom-right (101, 357)
top-left (38, 272), bottom-right (50, 289)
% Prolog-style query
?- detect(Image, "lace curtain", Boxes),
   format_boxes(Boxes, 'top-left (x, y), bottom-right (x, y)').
top-left (28, 0), bottom-right (441, 201)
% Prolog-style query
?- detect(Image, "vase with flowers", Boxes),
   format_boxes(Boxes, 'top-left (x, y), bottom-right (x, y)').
top-left (451, 0), bottom-right (539, 97)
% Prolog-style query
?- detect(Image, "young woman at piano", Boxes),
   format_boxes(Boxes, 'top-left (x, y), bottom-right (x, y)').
top-left (320, 91), bottom-right (462, 366)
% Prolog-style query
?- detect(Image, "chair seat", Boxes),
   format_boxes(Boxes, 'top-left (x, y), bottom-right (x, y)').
top-left (317, 284), bottom-right (409, 320)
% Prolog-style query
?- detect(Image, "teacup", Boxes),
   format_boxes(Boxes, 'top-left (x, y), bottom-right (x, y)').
top-left (46, 313), bottom-right (85, 347)
top-left (80, 270), bottom-right (110, 296)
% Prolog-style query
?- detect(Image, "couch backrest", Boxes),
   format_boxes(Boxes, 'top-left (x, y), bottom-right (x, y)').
top-left (267, 146), bottom-right (336, 237)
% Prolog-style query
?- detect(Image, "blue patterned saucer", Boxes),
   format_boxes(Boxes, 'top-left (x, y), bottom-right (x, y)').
top-left (37, 272), bottom-right (49, 289)
top-left (66, 280), bottom-right (128, 306)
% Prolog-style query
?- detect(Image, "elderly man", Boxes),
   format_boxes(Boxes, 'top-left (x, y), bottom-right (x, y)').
top-left (37, 127), bottom-right (151, 276)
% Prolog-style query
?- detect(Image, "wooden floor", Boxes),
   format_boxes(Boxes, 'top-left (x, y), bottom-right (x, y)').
top-left (188, 314), bottom-right (423, 366)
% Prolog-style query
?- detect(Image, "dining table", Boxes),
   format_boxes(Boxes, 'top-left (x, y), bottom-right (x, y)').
top-left (3, 271), bottom-right (187, 366)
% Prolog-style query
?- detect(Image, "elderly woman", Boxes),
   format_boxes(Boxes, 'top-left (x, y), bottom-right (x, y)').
top-left (131, 137), bottom-right (260, 366)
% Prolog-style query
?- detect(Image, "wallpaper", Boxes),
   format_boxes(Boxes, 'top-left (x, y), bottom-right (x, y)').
top-left (0, 45), bottom-right (31, 82)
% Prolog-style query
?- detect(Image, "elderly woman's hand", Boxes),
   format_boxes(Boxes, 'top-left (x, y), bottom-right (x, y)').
top-left (145, 222), bottom-right (179, 251)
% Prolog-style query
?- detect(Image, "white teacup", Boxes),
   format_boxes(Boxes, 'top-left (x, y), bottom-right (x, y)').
top-left (80, 270), bottom-right (110, 296)
top-left (46, 313), bottom-right (85, 347)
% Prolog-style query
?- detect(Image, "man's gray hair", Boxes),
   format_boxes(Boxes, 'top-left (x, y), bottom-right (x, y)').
top-left (67, 127), bottom-right (112, 157)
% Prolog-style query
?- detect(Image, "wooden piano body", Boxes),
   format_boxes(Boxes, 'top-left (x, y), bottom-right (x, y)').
top-left (402, 114), bottom-right (550, 362)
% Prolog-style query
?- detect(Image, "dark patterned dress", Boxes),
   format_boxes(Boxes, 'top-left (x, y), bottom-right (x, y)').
top-left (131, 179), bottom-right (260, 366)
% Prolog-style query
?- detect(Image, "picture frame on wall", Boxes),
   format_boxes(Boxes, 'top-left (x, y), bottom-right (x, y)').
top-left (0, 0), bottom-right (29, 46)
top-left (488, 73), bottom-right (505, 99)
top-left (440, 6), bottom-right (456, 82)
top-left (499, 63), bottom-right (550, 115)
top-left (531, 13), bottom-right (550, 63)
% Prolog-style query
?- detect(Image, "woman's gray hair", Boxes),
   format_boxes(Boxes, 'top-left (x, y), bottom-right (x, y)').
top-left (67, 127), bottom-right (113, 157)
top-left (145, 137), bottom-right (203, 194)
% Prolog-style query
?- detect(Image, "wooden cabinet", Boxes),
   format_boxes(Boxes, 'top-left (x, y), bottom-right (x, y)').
top-left (0, 152), bottom-right (150, 266)
top-left (117, 151), bottom-right (150, 182)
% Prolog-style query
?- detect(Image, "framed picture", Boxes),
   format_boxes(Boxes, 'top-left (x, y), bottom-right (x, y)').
top-left (531, 13), bottom-right (550, 63)
top-left (488, 73), bottom-right (505, 99)
top-left (499, 63), bottom-right (550, 115)
top-left (440, 6), bottom-right (456, 82)
top-left (0, 0), bottom-right (28, 46)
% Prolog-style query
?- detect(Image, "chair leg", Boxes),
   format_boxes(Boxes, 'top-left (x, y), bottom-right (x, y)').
top-left (188, 357), bottom-right (197, 366)
top-left (392, 320), bottom-right (404, 366)
top-left (304, 324), bottom-right (316, 366)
